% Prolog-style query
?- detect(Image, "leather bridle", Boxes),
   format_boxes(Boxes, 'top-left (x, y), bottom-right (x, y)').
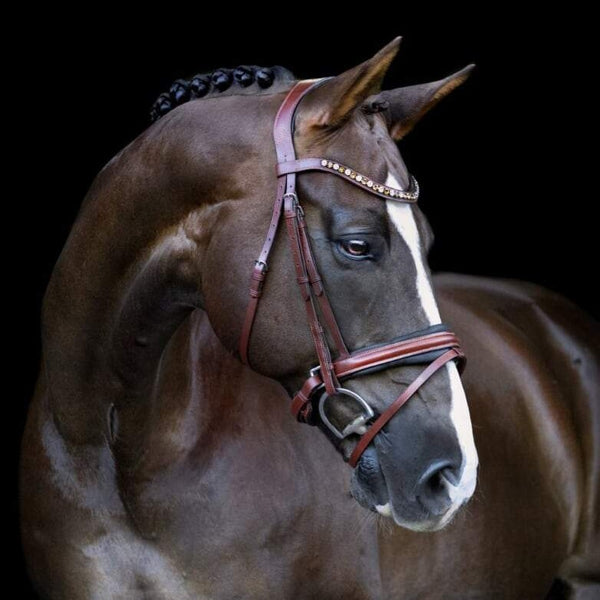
top-left (239, 80), bottom-right (465, 468)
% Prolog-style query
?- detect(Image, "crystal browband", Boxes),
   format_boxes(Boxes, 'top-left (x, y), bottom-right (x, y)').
top-left (276, 157), bottom-right (420, 202)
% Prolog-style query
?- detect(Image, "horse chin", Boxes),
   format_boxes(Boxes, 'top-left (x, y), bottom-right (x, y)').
top-left (350, 451), bottom-right (471, 532)
top-left (384, 501), bottom-right (462, 532)
top-left (351, 475), bottom-right (462, 531)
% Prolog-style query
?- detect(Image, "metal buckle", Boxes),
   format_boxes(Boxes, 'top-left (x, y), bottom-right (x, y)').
top-left (254, 260), bottom-right (268, 273)
top-left (283, 192), bottom-right (303, 216)
top-left (318, 388), bottom-right (375, 439)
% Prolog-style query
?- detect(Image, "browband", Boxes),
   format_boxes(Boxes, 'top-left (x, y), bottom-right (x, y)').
top-left (277, 158), bottom-right (419, 202)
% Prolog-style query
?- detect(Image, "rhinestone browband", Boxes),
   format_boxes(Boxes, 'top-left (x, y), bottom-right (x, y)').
top-left (319, 159), bottom-right (419, 200)
top-left (276, 157), bottom-right (420, 202)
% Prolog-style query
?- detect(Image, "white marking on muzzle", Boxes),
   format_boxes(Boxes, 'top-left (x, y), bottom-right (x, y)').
top-left (445, 361), bottom-right (478, 502)
top-left (385, 172), bottom-right (478, 508)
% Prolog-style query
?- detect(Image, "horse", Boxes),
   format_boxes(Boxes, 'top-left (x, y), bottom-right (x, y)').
top-left (21, 38), bottom-right (599, 599)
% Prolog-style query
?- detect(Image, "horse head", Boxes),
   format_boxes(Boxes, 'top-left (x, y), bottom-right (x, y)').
top-left (175, 39), bottom-right (479, 530)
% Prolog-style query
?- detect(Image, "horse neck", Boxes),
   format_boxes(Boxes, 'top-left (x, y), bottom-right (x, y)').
top-left (41, 96), bottom-right (277, 444)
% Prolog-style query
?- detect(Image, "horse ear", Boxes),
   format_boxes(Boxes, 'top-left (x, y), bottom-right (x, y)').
top-left (370, 64), bottom-right (475, 140)
top-left (300, 37), bottom-right (401, 128)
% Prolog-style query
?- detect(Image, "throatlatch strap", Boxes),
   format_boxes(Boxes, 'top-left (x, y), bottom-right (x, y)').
top-left (239, 81), bottom-right (318, 365)
top-left (238, 177), bottom-right (287, 365)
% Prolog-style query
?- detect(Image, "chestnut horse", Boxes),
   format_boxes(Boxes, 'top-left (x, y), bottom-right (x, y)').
top-left (21, 39), bottom-right (599, 599)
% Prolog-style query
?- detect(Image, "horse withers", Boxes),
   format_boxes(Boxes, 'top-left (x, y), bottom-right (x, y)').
top-left (21, 39), bottom-right (599, 599)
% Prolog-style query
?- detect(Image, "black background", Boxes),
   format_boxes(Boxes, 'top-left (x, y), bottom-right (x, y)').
top-left (12, 8), bottom-right (595, 598)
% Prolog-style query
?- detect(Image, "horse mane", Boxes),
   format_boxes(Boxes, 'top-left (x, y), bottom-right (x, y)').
top-left (150, 65), bottom-right (296, 122)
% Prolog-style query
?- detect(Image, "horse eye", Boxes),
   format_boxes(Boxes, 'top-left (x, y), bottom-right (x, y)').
top-left (339, 239), bottom-right (371, 259)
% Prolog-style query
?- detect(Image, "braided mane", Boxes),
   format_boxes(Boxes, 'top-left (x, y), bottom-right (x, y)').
top-left (150, 65), bottom-right (296, 121)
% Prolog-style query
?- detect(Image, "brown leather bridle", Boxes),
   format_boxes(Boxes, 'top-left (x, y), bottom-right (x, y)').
top-left (239, 80), bottom-right (465, 468)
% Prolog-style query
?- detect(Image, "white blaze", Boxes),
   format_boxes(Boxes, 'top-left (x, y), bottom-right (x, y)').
top-left (385, 172), bottom-right (440, 326)
top-left (385, 172), bottom-right (478, 510)
top-left (385, 175), bottom-right (441, 326)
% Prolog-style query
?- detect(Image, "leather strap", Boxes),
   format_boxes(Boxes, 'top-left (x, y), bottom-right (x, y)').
top-left (348, 348), bottom-right (463, 467)
top-left (334, 332), bottom-right (463, 376)
top-left (273, 81), bottom-right (321, 164)
top-left (290, 331), bottom-right (463, 419)
top-left (239, 81), bottom-right (318, 365)
top-left (295, 196), bottom-right (349, 359)
top-left (239, 178), bottom-right (287, 364)
top-left (284, 195), bottom-right (339, 395)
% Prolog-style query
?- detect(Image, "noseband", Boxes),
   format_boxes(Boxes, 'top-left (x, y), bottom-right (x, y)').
top-left (239, 80), bottom-right (465, 468)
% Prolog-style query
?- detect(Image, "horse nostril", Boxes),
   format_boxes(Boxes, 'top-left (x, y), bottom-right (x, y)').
top-left (417, 460), bottom-right (461, 515)
top-left (441, 465), bottom-right (461, 486)
top-left (418, 460), bottom-right (450, 486)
